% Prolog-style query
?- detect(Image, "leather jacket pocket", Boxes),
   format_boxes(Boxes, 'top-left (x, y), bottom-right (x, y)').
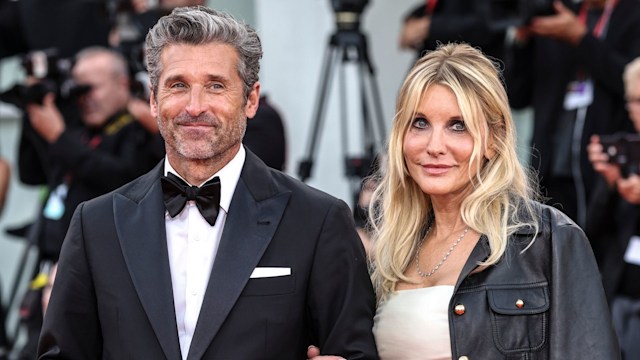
top-left (487, 284), bottom-right (549, 354)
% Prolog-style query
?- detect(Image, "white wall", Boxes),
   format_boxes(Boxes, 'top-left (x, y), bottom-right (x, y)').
top-left (256, 0), bottom-right (416, 203)
top-left (0, 58), bottom-right (41, 341)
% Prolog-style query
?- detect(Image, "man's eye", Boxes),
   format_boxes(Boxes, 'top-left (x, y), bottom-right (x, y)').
top-left (170, 83), bottom-right (186, 89)
top-left (412, 118), bottom-right (428, 129)
top-left (210, 83), bottom-right (224, 90)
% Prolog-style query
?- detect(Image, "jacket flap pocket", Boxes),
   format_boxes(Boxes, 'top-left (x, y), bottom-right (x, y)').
top-left (488, 284), bottom-right (549, 315)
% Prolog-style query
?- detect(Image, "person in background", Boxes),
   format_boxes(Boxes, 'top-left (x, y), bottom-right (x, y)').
top-left (307, 43), bottom-right (619, 360)
top-left (14, 45), bottom-right (163, 360)
top-left (40, 264), bottom-right (57, 317)
top-left (586, 56), bottom-right (640, 359)
top-left (242, 95), bottom-right (287, 171)
top-left (0, 156), bottom-right (8, 359)
top-left (39, 7), bottom-right (378, 360)
top-left (21, 46), bottom-right (163, 262)
top-left (505, 0), bottom-right (640, 226)
top-left (399, 0), bottom-right (506, 61)
top-left (0, 157), bottom-right (8, 217)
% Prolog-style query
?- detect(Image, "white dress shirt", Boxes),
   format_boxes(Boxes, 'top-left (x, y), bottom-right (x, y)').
top-left (163, 146), bottom-right (245, 359)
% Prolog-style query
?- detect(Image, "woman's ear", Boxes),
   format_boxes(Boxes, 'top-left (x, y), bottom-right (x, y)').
top-left (485, 140), bottom-right (496, 160)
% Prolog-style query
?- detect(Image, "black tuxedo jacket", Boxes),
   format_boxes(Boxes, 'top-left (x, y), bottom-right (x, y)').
top-left (38, 149), bottom-right (378, 359)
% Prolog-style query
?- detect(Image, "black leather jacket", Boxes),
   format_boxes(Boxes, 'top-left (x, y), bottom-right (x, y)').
top-left (449, 202), bottom-right (620, 359)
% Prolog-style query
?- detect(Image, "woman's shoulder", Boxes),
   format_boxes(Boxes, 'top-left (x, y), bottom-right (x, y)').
top-left (530, 201), bottom-right (580, 229)
top-left (519, 201), bottom-right (589, 254)
top-left (508, 200), bottom-right (585, 251)
top-left (516, 200), bottom-right (579, 228)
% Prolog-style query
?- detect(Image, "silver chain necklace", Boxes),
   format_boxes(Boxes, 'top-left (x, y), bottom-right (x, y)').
top-left (415, 225), bottom-right (470, 277)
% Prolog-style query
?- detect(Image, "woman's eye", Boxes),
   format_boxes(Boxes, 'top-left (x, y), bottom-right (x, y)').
top-left (412, 117), bottom-right (428, 129)
top-left (451, 120), bottom-right (466, 132)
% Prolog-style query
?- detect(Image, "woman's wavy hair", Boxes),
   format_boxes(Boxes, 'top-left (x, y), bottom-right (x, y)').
top-left (369, 43), bottom-right (539, 301)
top-left (145, 6), bottom-right (262, 99)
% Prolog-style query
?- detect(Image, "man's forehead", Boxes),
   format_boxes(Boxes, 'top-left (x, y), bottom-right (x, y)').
top-left (158, 43), bottom-right (240, 74)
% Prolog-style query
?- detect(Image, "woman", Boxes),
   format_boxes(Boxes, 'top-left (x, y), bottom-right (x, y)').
top-left (368, 43), bottom-right (618, 359)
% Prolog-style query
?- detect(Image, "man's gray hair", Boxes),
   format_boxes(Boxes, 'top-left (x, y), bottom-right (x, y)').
top-left (75, 46), bottom-right (129, 79)
top-left (145, 6), bottom-right (262, 98)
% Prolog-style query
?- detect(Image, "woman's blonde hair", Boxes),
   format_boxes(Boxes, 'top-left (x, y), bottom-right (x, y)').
top-left (369, 43), bottom-right (538, 301)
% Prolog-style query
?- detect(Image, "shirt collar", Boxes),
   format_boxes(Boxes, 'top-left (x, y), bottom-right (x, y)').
top-left (163, 146), bottom-right (246, 213)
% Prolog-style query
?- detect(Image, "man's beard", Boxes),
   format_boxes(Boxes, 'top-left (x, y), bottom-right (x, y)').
top-left (158, 111), bottom-right (247, 161)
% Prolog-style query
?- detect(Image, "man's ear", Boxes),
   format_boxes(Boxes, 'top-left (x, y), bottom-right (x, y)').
top-left (244, 82), bottom-right (260, 119)
top-left (149, 90), bottom-right (158, 118)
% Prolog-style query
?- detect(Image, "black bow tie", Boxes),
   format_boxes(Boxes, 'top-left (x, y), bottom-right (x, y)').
top-left (160, 173), bottom-right (221, 226)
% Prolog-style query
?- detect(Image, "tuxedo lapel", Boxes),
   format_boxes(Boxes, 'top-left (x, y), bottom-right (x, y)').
top-left (187, 151), bottom-right (290, 360)
top-left (113, 163), bottom-right (182, 360)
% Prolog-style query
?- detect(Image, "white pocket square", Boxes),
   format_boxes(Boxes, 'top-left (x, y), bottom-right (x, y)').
top-left (250, 267), bottom-right (291, 278)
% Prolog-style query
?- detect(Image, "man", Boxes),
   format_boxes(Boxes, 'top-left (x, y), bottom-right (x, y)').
top-left (243, 95), bottom-right (287, 171)
top-left (21, 47), bottom-right (163, 261)
top-left (399, 0), bottom-right (507, 63)
top-left (38, 6), bottom-right (378, 360)
top-left (586, 56), bottom-right (640, 358)
top-left (505, 0), bottom-right (640, 226)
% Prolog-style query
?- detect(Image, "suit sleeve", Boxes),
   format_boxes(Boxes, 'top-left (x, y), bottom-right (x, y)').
top-left (307, 200), bottom-right (379, 359)
top-left (548, 216), bottom-right (620, 359)
top-left (38, 203), bottom-right (102, 359)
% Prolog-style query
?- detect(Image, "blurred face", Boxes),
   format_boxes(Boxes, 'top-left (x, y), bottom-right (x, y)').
top-left (160, 0), bottom-right (205, 9)
top-left (150, 43), bottom-right (259, 164)
top-left (403, 85), bottom-right (479, 201)
top-left (586, 0), bottom-right (607, 8)
top-left (73, 54), bottom-right (130, 128)
top-left (628, 81), bottom-right (640, 133)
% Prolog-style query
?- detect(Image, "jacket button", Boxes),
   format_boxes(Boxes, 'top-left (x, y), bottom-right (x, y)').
top-left (454, 304), bottom-right (465, 315)
top-left (515, 299), bottom-right (525, 308)
top-left (459, 356), bottom-right (469, 360)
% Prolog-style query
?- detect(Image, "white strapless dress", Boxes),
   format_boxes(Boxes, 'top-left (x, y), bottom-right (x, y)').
top-left (373, 285), bottom-right (454, 360)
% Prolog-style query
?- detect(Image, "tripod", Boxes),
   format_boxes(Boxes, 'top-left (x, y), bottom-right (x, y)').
top-left (297, 24), bottom-right (387, 202)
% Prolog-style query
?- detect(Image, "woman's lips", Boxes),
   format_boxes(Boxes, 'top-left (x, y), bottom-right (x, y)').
top-left (422, 164), bottom-right (452, 175)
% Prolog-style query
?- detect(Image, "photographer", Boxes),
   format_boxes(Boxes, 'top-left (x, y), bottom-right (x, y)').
top-left (20, 46), bottom-right (163, 262)
top-left (399, 0), bottom-right (507, 62)
top-left (505, 0), bottom-right (640, 227)
top-left (586, 56), bottom-right (640, 358)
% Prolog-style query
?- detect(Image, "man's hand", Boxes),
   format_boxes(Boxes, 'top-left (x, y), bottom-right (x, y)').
top-left (588, 135), bottom-right (621, 188)
top-left (306, 345), bottom-right (345, 360)
top-left (529, 1), bottom-right (587, 45)
top-left (399, 16), bottom-right (430, 50)
top-left (25, 92), bottom-right (65, 143)
top-left (617, 174), bottom-right (640, 204)
top-left (127, 97), bottom-right (158, 133)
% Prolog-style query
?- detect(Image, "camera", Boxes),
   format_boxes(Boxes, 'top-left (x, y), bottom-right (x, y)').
top-left (599, 133), bottom-right (640, 178)
top-left (0, 49), bottom-right (90, 108)
top-left (331, 0), bottom-right (369, 14)
top-left (330, 0), bottom-right (370, 30)
top-left (476, 0), bottom-right (555, 30)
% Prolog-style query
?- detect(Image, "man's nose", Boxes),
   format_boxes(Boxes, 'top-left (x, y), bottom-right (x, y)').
top-left (185, 88), bottom-right (206, 116)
